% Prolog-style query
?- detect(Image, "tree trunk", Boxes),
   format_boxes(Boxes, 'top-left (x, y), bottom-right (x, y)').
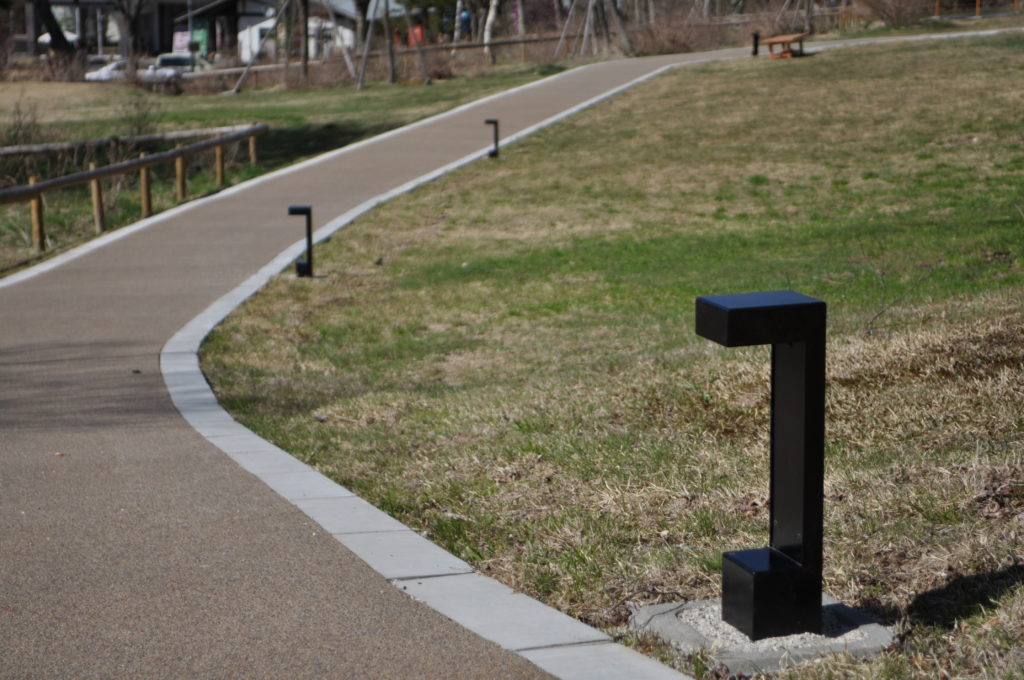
top-left (37, 0), bottom-right (76, 54)
top-left (228, 0), bottom-right (290, 94)
top-left (553, 0), bottom-right (577, 60)
top-left (355, 0), bottom-right (370, 48)
top-left (605, 0), bottom-right (631, 54)
top-left (595, 0), bottom-right (610, 54)
top-left (402, 3), bottom-right (431, 84)
top-left (383, 0), bottom-right (395, 83)
top-left (482, 0), bottom-right (499, 64)
top-left (356, 0), bottom-right (376, 89)
top-left (452, 0), bottom-right (464, 41)
top-left (582, 0), bottom-right (597, 56)
top-left (300, 0), bottom-right (309, 79)
top-left (317, 0), bottom-right (356, 79)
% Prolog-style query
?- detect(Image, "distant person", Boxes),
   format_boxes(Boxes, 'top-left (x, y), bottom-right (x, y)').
top-left (459, 9), bottom-right (472, 39)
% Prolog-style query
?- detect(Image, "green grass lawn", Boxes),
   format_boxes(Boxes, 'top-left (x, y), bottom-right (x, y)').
top-left (202, 35), bottom-right (1024, 678)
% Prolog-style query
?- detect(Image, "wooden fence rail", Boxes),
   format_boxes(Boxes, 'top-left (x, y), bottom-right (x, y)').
top-left (0, 124), bottom-right (268, 252)
top-left (0, 124), bottom-right (264, 158)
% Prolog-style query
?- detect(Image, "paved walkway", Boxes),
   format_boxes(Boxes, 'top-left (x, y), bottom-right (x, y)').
top-left (1, 49), bottom-right (740, 680)
top-left (2, 28), bottom-right (1018, 679)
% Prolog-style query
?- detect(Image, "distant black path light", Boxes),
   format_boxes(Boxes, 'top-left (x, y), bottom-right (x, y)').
top-left (484, 119), bottom-right (499, 158)
top-left (695, 290), bottom-right (827, 641)
top-left (288, 205), bottom-right (314, 277)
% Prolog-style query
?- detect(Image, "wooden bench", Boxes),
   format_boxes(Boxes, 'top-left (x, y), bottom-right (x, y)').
top-left (762, 32), bottom-right (809, 59)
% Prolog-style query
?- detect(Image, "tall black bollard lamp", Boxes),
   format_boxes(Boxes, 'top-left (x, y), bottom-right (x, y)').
top-left (695, 290), bottom-right (826, 641)
top-left (288, 205), bottom-right (313, 277)
top-left (485, 118), bottom-right (499, 158)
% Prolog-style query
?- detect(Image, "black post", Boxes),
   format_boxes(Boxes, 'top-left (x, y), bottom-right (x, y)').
top-left (288, 205), bottom-right (313, 277)
top-left (695, 290), bottom-right (826, 641)
top-left (752, 32), bottom-right (760, 57)
top-left (485, 118), bottom-right (499, 158)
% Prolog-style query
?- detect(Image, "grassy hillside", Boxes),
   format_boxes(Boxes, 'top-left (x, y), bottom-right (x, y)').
top-left (202, 35), bottom-right (1024, 679)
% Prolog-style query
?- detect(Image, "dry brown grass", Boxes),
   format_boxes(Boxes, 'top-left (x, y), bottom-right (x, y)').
top-left (202, 37), bottom-right (1024, 678)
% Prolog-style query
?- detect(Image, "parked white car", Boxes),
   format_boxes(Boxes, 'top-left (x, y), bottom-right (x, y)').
top-left (154, 52), bottom-right (213, 73)
top-left (84, 59), bottom-right (180, 84)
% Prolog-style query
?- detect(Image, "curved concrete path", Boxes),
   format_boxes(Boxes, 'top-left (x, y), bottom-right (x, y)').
top-left (2, 28), bottom-right (1017, 679)
top-left (2, 50), bottom-right (733, 680)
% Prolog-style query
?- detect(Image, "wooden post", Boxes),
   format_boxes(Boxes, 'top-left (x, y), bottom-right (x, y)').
top-left (248, 134), bottom-right (258, 165)
top-left (139, 152), bottom-right (152, 218)
top-left (934, 0), bottom-right (941, 17)
top-left (976, 0), bottom-right (981, 15)
top-left (175, 145), bottom-right (187, 202)
top-left (88, 162), bottom-right (105, 234)
top-left (215, 144), bottom-right (225, 187)
top-left (29, 176), bottom-right (45, 252)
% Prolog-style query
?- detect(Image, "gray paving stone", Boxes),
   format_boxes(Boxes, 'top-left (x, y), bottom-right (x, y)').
top-left (204, 431), bottom-right (280, 454)
top-left (259, 470), bottom-right (353, 500)
top-left (338, 530), bottom-right (474, 580)
top-left (293, 496), bottom-right (413, 534)
top-left (230, 449), bottom-right (312, 475)
top-left (184, 418), bottom-right (244, 437)
top-left (397, 572), bottom-right (609, 651)
top-left (521, 642), bottom-right (693, 680)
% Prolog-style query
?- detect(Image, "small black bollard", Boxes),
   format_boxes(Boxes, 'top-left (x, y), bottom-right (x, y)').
top-left (752, 32), bottom-right (760, 57)
top-left (288, 205), bottom-right (314, 277)
top-left (695, 290), bottom-right (826, 641)
top-left (485, 118), bottom-right (499, 158)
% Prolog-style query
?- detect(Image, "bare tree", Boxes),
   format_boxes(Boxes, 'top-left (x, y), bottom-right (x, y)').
top-left (605, 0), bottom-right (632, 54)
top-left (36, 0), bottom-right (76, 54)
top-left (111, 0), bottom-right (153, 56)
top-left (482, 0), bottom-right (499, 63)
top-left (452, 0), bottom-right (464, 42)
top-left (354, 0), bottom-right (371, 47)
top-left (383, 0), bottom-right (395, 83)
